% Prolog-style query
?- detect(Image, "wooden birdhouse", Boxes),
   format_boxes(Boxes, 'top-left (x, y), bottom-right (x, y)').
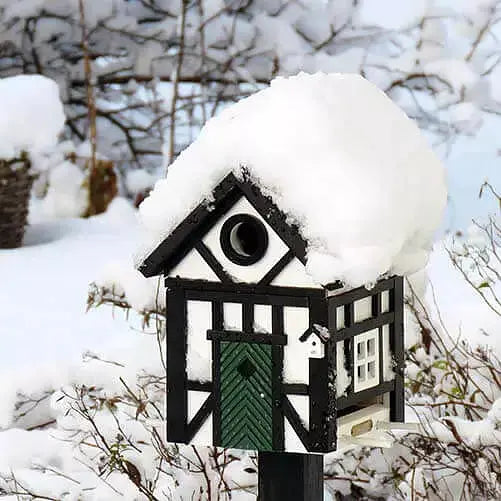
top-left (138, 172), bottom-right (405, 454)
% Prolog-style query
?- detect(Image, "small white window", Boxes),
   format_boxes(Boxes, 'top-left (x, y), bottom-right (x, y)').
top-left (353, 329), bottom-right (379, 392)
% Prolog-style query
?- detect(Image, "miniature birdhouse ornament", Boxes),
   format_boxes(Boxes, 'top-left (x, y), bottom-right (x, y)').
top-left (301, 324), bottom-right (327, 359)
top-left (136, 73), bottom-right (447, 499)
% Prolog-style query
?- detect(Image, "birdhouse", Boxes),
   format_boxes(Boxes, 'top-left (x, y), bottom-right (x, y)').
top-left (135, 71), bottom-right (447, 501)
top-left (134, 73), bottom-right (446, 464)
top-left (138, 170), bottom-right (405, 454)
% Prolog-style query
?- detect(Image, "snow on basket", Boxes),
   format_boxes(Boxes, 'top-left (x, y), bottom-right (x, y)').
top-left (0, 74), bottom-right (65, 248)
top-left (135, 73), bottom-right (447, 458)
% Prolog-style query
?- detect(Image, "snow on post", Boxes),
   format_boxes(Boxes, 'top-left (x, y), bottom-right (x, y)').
top-left (137, 72), bottom-right (446, 288)
top-left (0, 74), bottom-right (65, 159)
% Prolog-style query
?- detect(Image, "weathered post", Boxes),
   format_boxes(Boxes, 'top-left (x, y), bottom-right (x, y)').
top-left (258, 452), bottom-right (323, 501)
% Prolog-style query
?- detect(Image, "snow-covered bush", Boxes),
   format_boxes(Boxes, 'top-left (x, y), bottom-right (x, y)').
top-left (324, 185), bottom-right (501, 500)
top-left (1, 186), bottom-right (498, 500)
top-left (1, 0), bottom-right (500, 176)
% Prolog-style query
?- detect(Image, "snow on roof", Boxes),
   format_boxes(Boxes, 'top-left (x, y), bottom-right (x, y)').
top-left (137, 72), bottom-right (447, 288)
top-left (0, 75), bottom-right (65, 159)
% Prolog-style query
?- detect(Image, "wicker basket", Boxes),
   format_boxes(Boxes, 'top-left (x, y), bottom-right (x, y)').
top-left (0, 155), bottom-right (33, 249)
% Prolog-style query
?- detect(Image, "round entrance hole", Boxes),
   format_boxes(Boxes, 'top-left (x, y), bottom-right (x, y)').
top-left (220, 214), bottom-right (269, 266)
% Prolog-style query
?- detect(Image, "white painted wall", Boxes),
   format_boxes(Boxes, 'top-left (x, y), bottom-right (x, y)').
top-left (223, 302), bottom-right (242, 330)
top-left (336, 341), bottom-right (350, 397)
top-left (186, 300), bottom-right (212, 381)
top-left (354, 296), bottom-right (372, 322)
top-left (191, 415), bottom-right (213, 446)
top-left (336, 306), bottom-right (345, 330)
top-left (271, 257), bottom-right (320, 288)
top-left (283, 306), bottom-right (310, 384)
top-left (382, 324), bottom-right (394, 381)
top-left (188, 391), bottom-right (211, 421)
top-left (381, 290), bottom-right (390, 312)
top-left (254, 304), bottom-right (272, 332)
top-left (284, 418), bottom-right (307, 453)
top-left (168, 248), bottom-right (220, 281)
top-left (288, 395), bottom-right (309, 430)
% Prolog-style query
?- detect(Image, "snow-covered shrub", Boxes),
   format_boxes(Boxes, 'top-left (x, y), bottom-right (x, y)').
top-left (42, 160), bottom-right (88, 218)
top-left (1, 0), bottom-right (499, 178)
top-left (323, 185), bottom-right (501, 500)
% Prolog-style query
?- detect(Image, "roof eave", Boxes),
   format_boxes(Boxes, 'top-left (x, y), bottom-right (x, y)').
top-left (137, 171), bottom-right (310, 278)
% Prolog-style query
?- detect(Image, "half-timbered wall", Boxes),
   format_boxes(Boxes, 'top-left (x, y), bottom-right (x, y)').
top-left (328, 276), bottom-right (405, 424)
top-left (165, 277), bottom-right (333, 453)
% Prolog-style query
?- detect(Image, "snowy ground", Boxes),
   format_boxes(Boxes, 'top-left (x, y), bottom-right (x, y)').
top-left (0, 198), bottom-right (152, 426)
top-left (0, 197), bottom-right (497, 423)
top-left (0, 194), bottom-right (498, 499)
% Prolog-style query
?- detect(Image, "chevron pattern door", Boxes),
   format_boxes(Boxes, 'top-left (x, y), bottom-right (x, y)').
top-left (220, 341), bottom-right (273, 451)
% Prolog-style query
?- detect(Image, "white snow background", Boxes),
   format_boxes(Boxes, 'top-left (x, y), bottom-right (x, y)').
top-left (0, 43), bottom-right (498, 501)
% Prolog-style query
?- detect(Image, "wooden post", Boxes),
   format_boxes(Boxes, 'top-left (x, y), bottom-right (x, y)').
top-left (258, 451), bottom-right (323, 501)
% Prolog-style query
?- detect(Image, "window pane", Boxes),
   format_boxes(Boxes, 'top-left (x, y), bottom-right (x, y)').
top-left (357, 364), bottom-right (366, 382)
top-left (367, 338), bottom-right (375, 357)
top-left (357, 341), bottom-right (365, 360)
top-left (368, 361), bottom-right (376, 379)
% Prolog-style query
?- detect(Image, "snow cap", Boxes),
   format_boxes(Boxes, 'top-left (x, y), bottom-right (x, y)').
top-left (0, 75), bottom-right (65, 159)
top-left (138, 72), bottom-right (447, 288)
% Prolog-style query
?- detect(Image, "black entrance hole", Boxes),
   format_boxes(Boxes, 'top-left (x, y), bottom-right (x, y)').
top-left (220, 214), bottom-right (269, 266)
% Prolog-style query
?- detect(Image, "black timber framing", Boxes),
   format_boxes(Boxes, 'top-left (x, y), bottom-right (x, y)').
top-left (207, 330), bottom-right (288, 345)
top-left (166, 277), bottom-right (323, 297)
top-left (258, 249), bottom-right (295, 286)
top-left (334, 312), bottom-right (395, 341)
top-left (390, 276), bottom-right (405, 422)
top-left (187, 380), bottom-right (212, 392)
top-left (336, 381), bottom-right (395, 410)
top-left (242, 302), bottom-right (254, 332)
top-left (172, 278), bottom-right (324, 452)
top-left (272, 305), bottom-right (285, 450)
top-left (284, 383), bottom-right (309, 395)
top-left (143, 176), bottom-right (241, 277)
top-left (373, 293), bottom-right (385, 389)
top-left (139, 172), bottom-right (314, 278)
top-left (327, 275), bottom-right (405, 420)
top-left (344, 301), bottom-right (355, 397)
top-left (166, 285), bottom-right (188, 443)
top-left (212, 300), bottom-right (224, 445)
top-left (194, 241), bottom-right (233, 283)
top-left (308, 295), bottom-right (335, 452)
top-left (166, 267), bottom-right (405, 451)
top-left (327, 276), bottom-right (396, 306)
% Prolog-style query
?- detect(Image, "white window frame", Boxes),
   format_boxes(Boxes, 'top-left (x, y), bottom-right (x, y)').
top-left (353, 329), bottom-right (379, 392)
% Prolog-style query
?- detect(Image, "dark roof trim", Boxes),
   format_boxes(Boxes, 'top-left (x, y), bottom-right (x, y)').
top-left (138, 171), bottom-right (310, 278)
top-left (299, 325), bottom-right (330, 344)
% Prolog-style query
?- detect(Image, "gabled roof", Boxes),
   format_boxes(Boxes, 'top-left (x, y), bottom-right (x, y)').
top-left (137, 73), bottom-right (446, 288)
top-left (138, 171), bottom-right (308, 278)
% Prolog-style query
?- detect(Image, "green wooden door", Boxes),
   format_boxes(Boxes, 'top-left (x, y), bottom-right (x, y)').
top-left (220, 342), bottom-right (273, 450)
